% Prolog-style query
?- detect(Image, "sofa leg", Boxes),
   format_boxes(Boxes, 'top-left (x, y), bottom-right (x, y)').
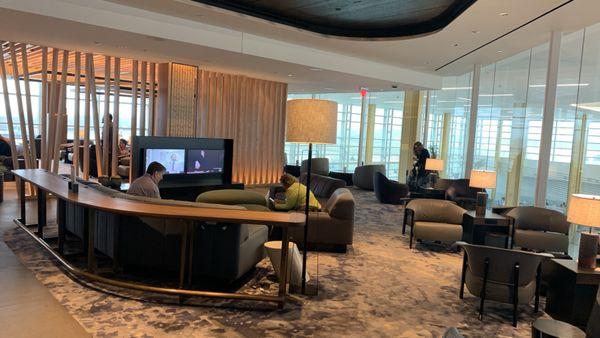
top-left (513, 263), bottom-right (520, 327)
top-left (409, 228), bottom-right (414, 249)
top-left (460, 254), bottom-right (467, 299)
top-left (534, 263), bottom-right (541, 313)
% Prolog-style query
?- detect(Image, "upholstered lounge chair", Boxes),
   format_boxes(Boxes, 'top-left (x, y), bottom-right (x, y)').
top-left (373, 171), bottom-right (410, 205)
top-left (405, 199), bottom-right (466, 249)
top-left (300, 157), bottom-right (330, 177)
top-left (353, 164), bottom-right (385, 190)
top-left (500, 206), bottom-right (570, 254)
top-left (457, 242), bottom-right (551, 327)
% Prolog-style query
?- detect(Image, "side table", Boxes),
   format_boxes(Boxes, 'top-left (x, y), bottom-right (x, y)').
top-left (532, 318), bottom-right (585, 338)
top-left (461, 210), bottom-right (511, 248)
top-left (545, 259), bottom-right (600, 328)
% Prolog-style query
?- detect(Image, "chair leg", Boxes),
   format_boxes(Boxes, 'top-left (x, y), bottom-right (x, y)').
top-left (513, 263), bottom-right (520, 327)
top-left (459, 253), bottom-right (467, 299)
top-left (479, 258), bottom-right (489, 320)
top-left (534, 263), bottom-right (541, 313)
top-left (409, 226), bottom-right (414, 249)
top-left (402, 211), bottom-right (407, 235)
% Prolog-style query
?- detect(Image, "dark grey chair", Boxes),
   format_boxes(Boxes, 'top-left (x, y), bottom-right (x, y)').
top-left (353, 164), bottom-right (385, 190)
top-left (457, 241), bottom-right (552, 327)
top-left (300, 158), bottom-right (330, 176)
top-left (373, 172), bottom-right (410, 205)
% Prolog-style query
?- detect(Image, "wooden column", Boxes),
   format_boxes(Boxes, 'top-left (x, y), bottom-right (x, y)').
top-left (83, 55), bottom-right (91, 180)
top-left (87, 54), bottom-right (103, 177)
top-left (111, 57), bottom-right (120, 177)
top-left (47, 49), bottom-right (59, 169)
top-left (399, 91), bottom-right (421, 183)
top-left (0, 43), bottom-right (21, 189)
top-left (139, 61), bottom-right (147, 137)
top-left (148, 63), bottom-right (156, 136)
top-left (73, 52), bottom-right (81, 177)
top-left (129, 60), bottom-right (138, 181)
top-left (102, 56), bottom-right (111, 176)
top-left (8, 42), bottom-right (32, 169)
top-left (20, 43), bottom-right (37, 166)
top-left (40, 47), bottom-right (48, 169)
top-left (52, 50), bottom-right (69, 174)
top-left (364, 104), bottom-right (376, 165)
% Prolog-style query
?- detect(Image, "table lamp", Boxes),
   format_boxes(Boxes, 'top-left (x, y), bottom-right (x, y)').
top-left (567, 194), bottom-right (600, 269)
top-left (425, 158), bottom-right (444, 188)
top-left (469, 170), bottom-right (497, 217)
top-left (286, 98), bottom-right (337, 294)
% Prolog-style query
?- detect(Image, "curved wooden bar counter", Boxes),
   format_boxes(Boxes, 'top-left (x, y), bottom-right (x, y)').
top-left (12, 169), bottom-right (306, 308)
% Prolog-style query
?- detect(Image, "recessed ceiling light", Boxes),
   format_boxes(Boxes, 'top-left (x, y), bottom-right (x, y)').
top-left (309, 68), bottom-right (323, 71)
top-left (93, 41), bottom-right (103, 45)
top-left (324, 87), bottom-right (334, 90)
top-left (452, 43), bottom-right (460, 47)
top-left (471, 30), bottom-right (480, 34)
top-left (287, 74), bottom-right (293, 77)
top-left (498, 12), bottom-right (509, 16)
top-left (497, 50), bottom-right (503, 53)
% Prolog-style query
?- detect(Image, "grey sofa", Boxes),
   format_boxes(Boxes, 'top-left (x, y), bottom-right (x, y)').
top-left (373, 172), bottom-right (410, 205)
top-left (288, 188), bottom-right (355, 252)
top-left (457, 242), bottom-right (551, 327)
top-left (61, 183), bottom-right (268, 283)
top-left (405, 199), bottom-right (466, 249)
top-left (299, 172), bottom-right (346, 204)
top-left (497, 206), bottom-right (570, 254)
top-left (353, 164), bottom-right (385, 190)
top-left (300, 158), bottom-right (330, 176)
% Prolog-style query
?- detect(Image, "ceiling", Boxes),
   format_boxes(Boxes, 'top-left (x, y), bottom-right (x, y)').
top-left (190, 0), bottom-right (475, 38)
top-left (0, 0), bottom-right (598, 94)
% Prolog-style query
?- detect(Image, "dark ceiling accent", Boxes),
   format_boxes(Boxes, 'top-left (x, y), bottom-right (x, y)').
top-left (192, 0), bottom-right (476, 39)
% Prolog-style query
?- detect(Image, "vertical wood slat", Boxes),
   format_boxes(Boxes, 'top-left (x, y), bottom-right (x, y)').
top-left (111, 57), bottom-right (120, 176)
top-left (20, 43), bottom-right (37, 167)
top-left (40, 47), bottom-right (48, 169)
top-left (52, 50), bottom-right (69, 174)
top-left (8, 42), bottom-right (32, 169)
top-left (139, 61), bottom-right (147, 137)
top-left (47, 49), bottom-right (59, 168)
top-left (83, 55), bottom-right (91, 180)
top-left (72, 52), bottom-right (81, 177)
top-left (148, 63), bottom-right (155, 136)
top-left (129, 60), bottom-right (138, 181)
top-left (102, 56), bottom-right (111, 175)
top-left (0, 42), bottom-right (21, 188)
top-left (87, 53), bottom-right (103, 177)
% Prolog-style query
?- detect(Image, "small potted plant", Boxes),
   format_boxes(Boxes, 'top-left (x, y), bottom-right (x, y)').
top-left (0, 164), bottom-right (7, 203)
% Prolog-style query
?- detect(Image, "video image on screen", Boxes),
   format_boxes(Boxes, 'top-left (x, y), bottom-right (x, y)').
top-left (186, 149), bottom-right (224, 174)
top-left (145, 148), bottom-right (185, 174)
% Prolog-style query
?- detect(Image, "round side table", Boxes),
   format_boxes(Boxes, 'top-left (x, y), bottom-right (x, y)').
top-left (264, 241), bottom-right (309, 287)
top-left (532, 318), bottom-right (585, 338)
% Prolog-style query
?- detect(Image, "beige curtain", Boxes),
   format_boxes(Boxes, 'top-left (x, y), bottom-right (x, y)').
top-left (196, 70), bottom-right (287, 185)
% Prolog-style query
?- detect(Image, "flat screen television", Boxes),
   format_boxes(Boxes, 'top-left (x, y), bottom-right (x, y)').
top-left (186, 149), bottom-right (224, 174)
top-left (144, 148), bottom-right (185, 174)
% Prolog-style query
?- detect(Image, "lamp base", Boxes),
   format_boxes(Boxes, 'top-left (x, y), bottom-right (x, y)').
top-left (578, 232), bottom-right (599, 269)
top-left (475, 191), bottom-right (487, 217)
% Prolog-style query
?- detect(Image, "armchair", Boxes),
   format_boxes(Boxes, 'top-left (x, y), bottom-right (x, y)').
top-left (300, 158), bottom-right (329, 176)
top-left (373, 172), bottom-right (410, 205)
top-left (405, 199), bottom-right (466, 249)
top-left (353, 164), bottom-right (385, 190)
top-left (444, 179), bottom-right (483, 210)
top-left (501, 206), bottom-right (570, 254)
top-left (457, 242), bottom-right (551, 327)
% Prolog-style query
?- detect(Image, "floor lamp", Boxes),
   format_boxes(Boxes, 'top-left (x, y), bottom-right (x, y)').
top-left (286, 99), bottom-right (338, 294)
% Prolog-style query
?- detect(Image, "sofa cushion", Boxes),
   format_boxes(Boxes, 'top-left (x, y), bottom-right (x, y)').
top-left (407, 199), bottom-right (466, 224)
top-left (413, 221), bottom-right (462, 243)
top-left (514, 229), bottom-right (569, 253)
top-left (196, 189), bottom-right (267, 206)
top-left (325, 188), bottom-right (355, 220)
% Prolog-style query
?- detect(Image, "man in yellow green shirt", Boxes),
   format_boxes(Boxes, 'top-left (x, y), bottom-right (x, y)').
top-left (273, 173), bottom-right (320, 211)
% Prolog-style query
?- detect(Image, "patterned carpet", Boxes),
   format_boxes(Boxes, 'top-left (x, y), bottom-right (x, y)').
top-left (2, 187), bottom-right (548, 337)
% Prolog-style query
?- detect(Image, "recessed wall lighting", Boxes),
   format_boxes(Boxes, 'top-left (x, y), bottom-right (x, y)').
top-left (498, 12), bottom-right (509, 16)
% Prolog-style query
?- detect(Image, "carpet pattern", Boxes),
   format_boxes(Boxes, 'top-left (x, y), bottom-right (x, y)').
top-left (2, 188), bottom-right (547, 337)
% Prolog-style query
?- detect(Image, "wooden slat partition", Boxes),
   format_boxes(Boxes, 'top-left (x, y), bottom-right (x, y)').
top-left (149, 63), bottom-right (155, 136)
top-left (0, 42), bottom-right (21, 187)
top-left (129, 60), bottom-right (138, 181)
top-left (47, 49), bottom-right (59, 169)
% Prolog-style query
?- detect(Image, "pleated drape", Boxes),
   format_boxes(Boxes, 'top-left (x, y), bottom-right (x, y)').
top-left (196, 70), bottom-right (287, 185)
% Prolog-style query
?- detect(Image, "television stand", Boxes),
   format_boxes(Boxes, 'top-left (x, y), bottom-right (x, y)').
top-left (120, 181), bottom-right (244, 202)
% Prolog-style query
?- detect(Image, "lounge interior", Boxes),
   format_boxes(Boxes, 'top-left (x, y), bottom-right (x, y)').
top-left (1, 1), bottom-right (600, 337)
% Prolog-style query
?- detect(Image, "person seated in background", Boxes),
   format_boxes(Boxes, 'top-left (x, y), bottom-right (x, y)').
top-left (127, 161), bottom-right (165, 199)
top-left (272, 173), bottom-right (320, 211)
top-left (118, 138), bottom-right (129, 157)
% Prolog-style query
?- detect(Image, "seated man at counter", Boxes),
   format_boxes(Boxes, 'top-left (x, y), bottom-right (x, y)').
top-left (127, 161), bottom-right (165, 199)
top-left (273, 173), bottom-right (320, 211)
